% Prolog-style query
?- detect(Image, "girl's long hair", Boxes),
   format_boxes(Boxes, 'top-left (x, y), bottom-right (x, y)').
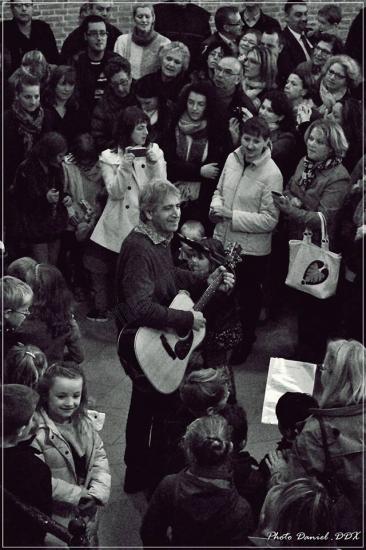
top-left (5, 343), bottom-right (48, 388)
top-left (38, 361), bottom-right (89, 426)
top-left (28, 264), bottom-right (74, 337)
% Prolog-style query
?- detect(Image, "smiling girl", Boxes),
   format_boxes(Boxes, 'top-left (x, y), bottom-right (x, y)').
top-left (33, 362), bottom-right (111, 546)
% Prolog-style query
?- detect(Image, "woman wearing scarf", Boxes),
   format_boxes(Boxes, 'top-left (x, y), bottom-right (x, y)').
top-left (315, 55), bottom-right (362, 115)
top-left (164, 80), bottom-right (228, 232)
top-left (273, 119), bottom-right (350, 363)
top-left (114, 4), bottom-right (170, 81)
top-left (4, 72), bottom-right (47, 259)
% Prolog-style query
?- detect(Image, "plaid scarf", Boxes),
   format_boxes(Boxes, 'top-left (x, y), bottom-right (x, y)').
top-left (12, 99), bottom-right (44, 155)
top-left (300, 156), bottom-right (342, 188)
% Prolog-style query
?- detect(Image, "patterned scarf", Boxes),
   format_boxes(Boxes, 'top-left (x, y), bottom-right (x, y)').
top-left (12, 99), bottom-right (44, 155)
top-left (300, 156), bottom-right (343, 188)
top-left (131, 25), bottom-right (157, 46)
top-left (176, 113), bottom-right (208, 164)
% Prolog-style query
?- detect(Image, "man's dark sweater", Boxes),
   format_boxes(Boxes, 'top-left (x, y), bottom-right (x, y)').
top-left (240, 9), bottom-right (281, 34)
top-left (2, 18), bottom-right (59, 77)
top-left (2, 443), bottom-right (52, 546)
top-left (91, 85), bottom-right (138, 153)
top-left (61, 21), bottom-right (122, 64)
top-left (71, 50), bottom-right (122, 117)
top-left (115, 229), bottom-right (203, 334)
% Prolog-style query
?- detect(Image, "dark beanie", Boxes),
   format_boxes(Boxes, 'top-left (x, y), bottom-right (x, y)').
top-left (2, 384), bottom-right (39, 437)
top-left (135, 74), bottom-right (160, 98)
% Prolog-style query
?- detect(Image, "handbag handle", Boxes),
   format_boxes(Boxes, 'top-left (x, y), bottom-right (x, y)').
top-left (317, 212), bottom-right (329, 251)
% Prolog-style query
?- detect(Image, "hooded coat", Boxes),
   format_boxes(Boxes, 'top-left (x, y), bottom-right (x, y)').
top-left (141, 468), bottom-right (254, 546)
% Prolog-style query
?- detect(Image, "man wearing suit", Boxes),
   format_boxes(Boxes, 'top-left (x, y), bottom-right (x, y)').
top-left (278, 0), bottom-right (313, 87)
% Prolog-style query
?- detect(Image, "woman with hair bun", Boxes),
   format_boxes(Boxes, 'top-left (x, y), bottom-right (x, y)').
top-left (141, 414), bottom-right (254, 546)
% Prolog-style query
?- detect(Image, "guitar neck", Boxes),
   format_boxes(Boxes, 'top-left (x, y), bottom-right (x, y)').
top-left (193, 272), bottom-right (224, 312)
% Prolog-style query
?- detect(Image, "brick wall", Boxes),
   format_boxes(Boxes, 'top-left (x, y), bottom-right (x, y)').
top-left (1, 1), bottom-right (363, 50)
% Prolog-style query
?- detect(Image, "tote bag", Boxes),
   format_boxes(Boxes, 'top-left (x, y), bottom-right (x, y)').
top-left (285, 212), bottom-right (341, 299)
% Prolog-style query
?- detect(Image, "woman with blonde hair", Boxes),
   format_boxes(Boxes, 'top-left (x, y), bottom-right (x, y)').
top-left (317, 54), bottom-right (362, 114)
top-left (136, 41), bottom-right (191, 108)
top-left (268, 339), bottom-right (364, 533)
top-left (273, 119), bottom-right (350, 362)
top-left (258, 478), bottom-right (335, 545)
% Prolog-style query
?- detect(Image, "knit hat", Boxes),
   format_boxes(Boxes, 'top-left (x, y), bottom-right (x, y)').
top-left (135, 74), bottom-right (160, 98)
top-left (2, 384), bottom-right (39, 437)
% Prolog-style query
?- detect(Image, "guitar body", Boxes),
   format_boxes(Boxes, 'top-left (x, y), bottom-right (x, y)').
top-left (134, 292), bottom-right (205, 394)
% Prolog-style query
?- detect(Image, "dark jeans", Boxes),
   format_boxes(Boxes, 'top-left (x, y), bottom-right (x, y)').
top-left (124, 374), bottom-right (180, 485)
top-left (295, 290), bottom-right (338, 364)
top-left (235, 254), bottom-right (269, 346)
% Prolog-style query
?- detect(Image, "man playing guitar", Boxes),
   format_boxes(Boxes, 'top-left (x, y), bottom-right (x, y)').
top-left (115, 179), bottom-right (235, 494)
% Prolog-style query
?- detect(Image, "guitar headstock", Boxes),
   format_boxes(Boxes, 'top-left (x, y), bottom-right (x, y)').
top-left (224, 242), bottom-right (242, 271)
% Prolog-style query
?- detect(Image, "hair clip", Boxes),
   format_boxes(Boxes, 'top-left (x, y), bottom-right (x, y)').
top-left (25, 351), bottom-right (36, 359)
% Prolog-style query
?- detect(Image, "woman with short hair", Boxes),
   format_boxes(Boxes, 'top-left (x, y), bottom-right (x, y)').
top-left (273, 119), bottom-right (350, 362)
top-left (136, 41), bottom-right (191, 108)
top-left (317, 54), bottom-right (362, 113)
top-left (113, 4), bottom-right (170, 80)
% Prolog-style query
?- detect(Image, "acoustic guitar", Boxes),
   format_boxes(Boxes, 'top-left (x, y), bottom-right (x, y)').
top-left (117, 243), bottom-right (242, 394)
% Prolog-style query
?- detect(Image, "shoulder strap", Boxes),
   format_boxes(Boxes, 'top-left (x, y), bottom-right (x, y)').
top-left (317, 415), bottom-right (332, 470)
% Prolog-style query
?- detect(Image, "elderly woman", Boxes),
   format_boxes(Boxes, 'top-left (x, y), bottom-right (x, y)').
top-left (268, 339), bottom-right (364, 533)
top-left (316, 54), bottom-right (362, 114)
top-left (240, 44), bottom-right (277, 110)
top-left (136, 41), bottom-right (191, 108)
top-left (273, 119), bottom-right (350, 361)
top-left (114, 4), bottom-right (170, 80)
top-left (210, 117), bottom-right (283, 362)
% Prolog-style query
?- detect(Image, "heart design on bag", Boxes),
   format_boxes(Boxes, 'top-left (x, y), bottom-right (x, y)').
top-left (302, 260), bottom-right (329, 285)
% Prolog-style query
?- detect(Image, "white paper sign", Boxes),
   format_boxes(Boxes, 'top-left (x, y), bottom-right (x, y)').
top-left (261, 357), bottom-right (317, 424)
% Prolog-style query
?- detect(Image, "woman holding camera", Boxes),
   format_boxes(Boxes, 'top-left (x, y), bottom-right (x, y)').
top-left (86, 106), bottom-right (166, 321)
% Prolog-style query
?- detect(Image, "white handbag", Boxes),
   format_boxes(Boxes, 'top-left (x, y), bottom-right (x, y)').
top-left (285, 212), bottom-right (341, 299)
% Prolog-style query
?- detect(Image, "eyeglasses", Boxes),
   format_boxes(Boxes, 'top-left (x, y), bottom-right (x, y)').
top-left (215, 66), bottom-right (241, 76)
top-left (327, 68), bottom-right (346, 80)
top-left (11, 309), bottom-right (32, 317)
top-left (314, 45), bottom-right (332, 57)
top-left (87, 31), bottom-right (108, 37)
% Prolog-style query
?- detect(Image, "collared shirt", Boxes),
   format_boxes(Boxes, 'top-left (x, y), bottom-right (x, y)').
top-left (135, 222), bottom-right (172, 247)
top-left (287, 27), bottom-right (312, 61)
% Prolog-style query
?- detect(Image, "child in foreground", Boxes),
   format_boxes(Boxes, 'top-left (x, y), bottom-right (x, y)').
top-left (33, 361), bottom-right (111, 546)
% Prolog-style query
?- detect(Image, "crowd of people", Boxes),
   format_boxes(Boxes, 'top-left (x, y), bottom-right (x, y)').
top-left (1, 0), bottom-right (365, 547)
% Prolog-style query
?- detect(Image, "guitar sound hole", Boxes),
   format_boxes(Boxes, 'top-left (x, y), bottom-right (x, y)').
top-left (174, 331), bottom-right (194, 360)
